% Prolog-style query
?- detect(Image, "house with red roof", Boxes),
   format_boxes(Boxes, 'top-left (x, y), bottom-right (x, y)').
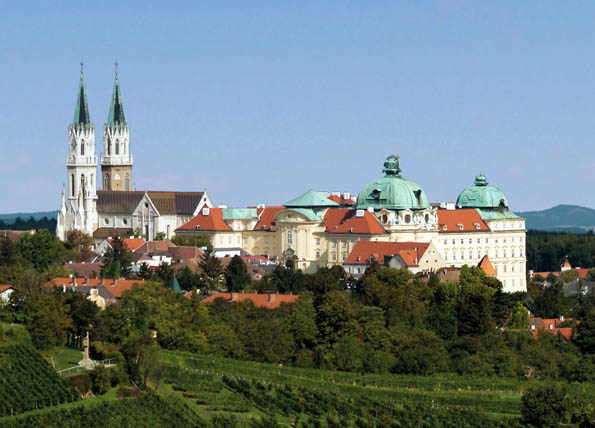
top-left (47, 277), bottom-right (146, 308)
top-left (343, 240), bottom-right (445, 277)
top-left (201, 292), bottom-right (299, 309)
top-left (0, 285), bottom-right (15, 304)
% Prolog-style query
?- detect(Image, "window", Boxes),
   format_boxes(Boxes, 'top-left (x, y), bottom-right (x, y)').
top-left (512, 249), bottom-right (515, 257)
top-left (469, 251), bottom-right (472, 259)
top-left (332, 253), bottom-right (337, 261)
top-left (107, 139), bottom-right (111, 155)
top-left (512, 264), bottom-right (515, 272)
top-left (80, 140), bottom-right (85, 156)
top-left (316, 250), bottom-right (320, 258)
top-left (469, 239), bottom-right (472, 244)
top-left (115, 140), bottom-right (120, 155)
top-left (404, 214), bottom-right (411, 223)
top-left (287, 230), bottom-right (293, 245)
top-left (460, 239), bottom-right (464, 244)
top-left (342, 241), bottom-right (347, 248)
top-left (452, 239), bottom-right (455, 245)
top-left (332, 241), bottom-right (337, 248)
top-left (316, 238), bottom-right (321, 245)
top-left (477, 238), bottom-right (480, 244)
top-left (445, 251), bottom-right (449, 260)
top-left (104, 174), bottom-right (110, 191)
top-left (80, 174), bottom-right (85, 194)
top-left (504, 264), bottom-right (507, 273)
top-left (70, 174), bottom-right (75, 197)
top-left (342, 254), bottom-right (347, 261)
top-left (485, 238), bottom-right (489, 243)
top-left (125, 173), bottom-right (130, 190)
top-left (444, 240), bottom-right (447, 245)
top-left (503, 249), bottom-right (507, 258)
top-left (104, 218), bottom-right (109, 224)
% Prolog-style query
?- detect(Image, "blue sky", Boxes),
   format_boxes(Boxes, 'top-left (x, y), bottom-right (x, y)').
top-left (1, 1), bottom-right (595, 213)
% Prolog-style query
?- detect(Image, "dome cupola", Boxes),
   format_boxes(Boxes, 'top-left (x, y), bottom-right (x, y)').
top-left (357, 155), bottom-right (429, 211)
top-left (456, 173), bottom-right (509, 209)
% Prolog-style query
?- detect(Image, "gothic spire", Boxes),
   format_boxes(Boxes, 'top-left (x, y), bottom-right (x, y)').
top-left (73, 62), bottom-right (91, 126)
top-left (107, 62), bottom-right (126, 127)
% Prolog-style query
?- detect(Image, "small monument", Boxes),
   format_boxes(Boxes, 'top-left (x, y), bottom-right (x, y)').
top-left (78, 331), bottom-right (94, 369)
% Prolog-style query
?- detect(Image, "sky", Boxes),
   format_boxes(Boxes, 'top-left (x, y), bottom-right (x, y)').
top-left (1, 1), bottom-right (595, 213)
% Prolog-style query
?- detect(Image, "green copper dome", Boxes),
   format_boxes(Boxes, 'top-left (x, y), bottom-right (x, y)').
top-left (356, 155), bottom-right (429, 211)
top-left (456, 174), bottom-right (509, 209)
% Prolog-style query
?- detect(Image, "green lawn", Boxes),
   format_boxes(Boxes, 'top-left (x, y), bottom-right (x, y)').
top-left (43, 347), bottom-right (83, 371)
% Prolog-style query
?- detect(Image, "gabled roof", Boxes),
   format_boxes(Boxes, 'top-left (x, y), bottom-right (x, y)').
top-left (65, 262), bottom-right (103, 277)
top-left (285, 190), bottom-right (339, 208)
top-left (176, 208), bottom-right (232, 232)
top-left (107, 72), bottom-right (126, 126)
top-left (93, 227), bottom-right (133, 239)
top-left (97, 191), bottom-right (205, 216)
top-left (254, 206), bottom-right (284, 231)
top-left (324, 209), bottom-right (386, 235)
top-left (0, 285), bottom-right (15, 293)
top-left (478, 255), bottom-right (497, 276)
top-left (73, 69), bottom-right (91, 126)
top-left (202, 292), bottom-right (299, 309)
top-left (437, 209), bottom-right (489, 233)
top-left (344, 241), bottom-right (429, 266)
top-left (108, 237), bottom-right (145, 252)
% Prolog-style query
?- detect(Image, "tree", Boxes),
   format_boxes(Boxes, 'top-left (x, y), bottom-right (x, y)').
top-left (575, 310), bottom-right (595, 355)
top-left (101, 237), bottom-right (133, 278)
top-left (521, 383), bottom-right (570, 428)
top-left (154, 232), bottom-right (166, 241)
top-left (65, 230), bottom-right (94, 261)
top-left (172, 234), bottom-right (212, 250)
top-left (509, 301), bottom-right (530, 329)
top-left (176, 266), bottom-right (201, 291)
top-left (560, 269), bottom-right (579, 284)
top-left (0, 237), bottom-right (17, 266)
top-left (587, 268), bottom-right (595, 282)
top-left (15, 229), bottom-right (73, 272)
top-left (225, 255), bottom-right (251, 292)
top-left (155, 262), bottom-right (174, 285)
top-left (27, 295), bottom-right (72, 349)
top-left (316, 290), bottom-right (359, 346)
top-left (533, 282), bottom-right (568, 319)
top-left (199, 250), bottom-right (223, 291)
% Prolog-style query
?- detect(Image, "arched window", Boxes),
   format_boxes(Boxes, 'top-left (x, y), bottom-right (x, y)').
top-left (104, 174), bottom-right (110, 190)
top-left (80, 140), bottom-right (85, 156)
top-left (70, 173), bottom-right (75, 197)
top-left (115, 139), bottom-right (120, 155)
top-left (90, 173), bottom-right (94, 188)
top-left (107, 139), bottom-right (111, 155)
top-left (80, 174), bottom-right (85, 195)
top-left (287, 230), bottom-right (293, 245)
top-left (125, 173), bottom-right (130, 190)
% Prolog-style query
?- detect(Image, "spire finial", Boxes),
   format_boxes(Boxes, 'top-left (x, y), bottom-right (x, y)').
top-left (80, 62), bottom-right (84, 77)
top-left (114, 61), bottom-right (118, 79)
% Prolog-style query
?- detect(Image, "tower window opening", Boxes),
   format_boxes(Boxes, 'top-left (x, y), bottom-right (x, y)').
top-left (115, 139), bottom-right (120, 155)
top-left (80, 140), bottom-right (85, 156)
top-left (70, 174), bottom-right (75, 197)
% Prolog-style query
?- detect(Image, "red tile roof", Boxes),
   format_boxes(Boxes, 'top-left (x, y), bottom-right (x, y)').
top-left (201, 292), bottom-right (299, 309)
top-left (176, 208), bottom-right (232, 232)
top-left (47, 277), bottom-right (146, 298)
top-left (133, 240), bottom-right (176, 254)
top-left (0, 285), bottom-right (14, 293)
top-left (437, 209), bottom-right (489, 233)
top-left (531, 268), bottom-right (592, 281)
top-left (108, 237), bottom-right (145, 252)
top-left (529, 317), bottom-right (575, 341)
top-left (327, 195), bottom-right (357, 205)
top-left (478, 256), bottom-right (497, 276)
top-left (254, 206), bottom-right (284, 231)
top-left (344, 241), bottom-right (429, 266)
top-left (324, 209), bottom-right (386, 235)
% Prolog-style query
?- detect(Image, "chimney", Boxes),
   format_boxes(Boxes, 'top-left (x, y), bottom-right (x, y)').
top-left (549, 324), bottom-right (553, 330)
top-left (560, 315), bottom-right (564, 321)
top-left (531, 325), bottom-right (535, 331)
top-left (268, 293), bottom-right (276, 303)
top-left (231, 292), bottom-right (238, 302)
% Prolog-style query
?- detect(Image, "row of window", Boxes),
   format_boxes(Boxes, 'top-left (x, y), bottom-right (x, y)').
top-left (444, 247), bottom-right (524, 261)
top-left (442, 236), bottom-right (524, 246)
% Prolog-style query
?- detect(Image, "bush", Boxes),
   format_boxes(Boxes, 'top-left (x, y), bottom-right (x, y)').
top-left (521, 383), bottom-right (570, 428)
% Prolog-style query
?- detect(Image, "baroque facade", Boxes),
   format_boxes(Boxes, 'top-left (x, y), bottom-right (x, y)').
top-left (57, 65), bottom-right (213, 242)
top-left (175, 156), bottom-right (527, 293)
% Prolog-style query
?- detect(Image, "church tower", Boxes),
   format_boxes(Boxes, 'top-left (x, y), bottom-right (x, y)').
top-left (101, 62), bottom-right (133, 191)
top-left (57, 63), bottom-right (98, 240)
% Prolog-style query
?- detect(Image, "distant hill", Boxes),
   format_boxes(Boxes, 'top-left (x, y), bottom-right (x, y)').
top-left (0, 211), bottom-right (58, 224)
top-left (517, 204), bottom-right (595, 233)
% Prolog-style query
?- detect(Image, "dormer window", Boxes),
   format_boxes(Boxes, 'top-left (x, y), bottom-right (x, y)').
top-left (442, 225), bottom-right (447, 231)
top-left (194, 225), bottom-right (200, 230)
top-left (473, 222), bottom-right (481, 230)
top-left (457, 223), bottom-right (464, 230)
